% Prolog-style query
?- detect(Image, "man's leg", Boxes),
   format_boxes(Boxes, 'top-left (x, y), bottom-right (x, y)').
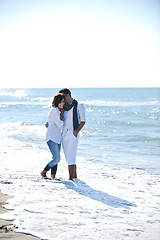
top-left (68, 164), bottom-right (77, 180)
top-left (62, 132), bottom-right (79, 180)
top-left (68, 165), bottom-right (75, 180)
top-left (74, 165), bottom-right (77, 178)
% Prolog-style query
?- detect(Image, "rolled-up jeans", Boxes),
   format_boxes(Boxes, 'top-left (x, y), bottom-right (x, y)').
top-left (44, 140), bottom-right (61, 174)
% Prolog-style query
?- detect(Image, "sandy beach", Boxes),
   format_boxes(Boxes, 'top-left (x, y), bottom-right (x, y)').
top-left (0, 191), bottom-right (39, 240)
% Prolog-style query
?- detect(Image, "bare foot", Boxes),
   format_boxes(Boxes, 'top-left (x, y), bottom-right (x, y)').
top-left (41, 170), bottom-right (47, 178)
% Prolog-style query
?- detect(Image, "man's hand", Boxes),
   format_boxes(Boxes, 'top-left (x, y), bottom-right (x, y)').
top-left (73, 130), bottom-right (78, 138)
top-left (73, 121), bottom-right (85, 138)
top-left (45, 122), bottom-right (49, 128)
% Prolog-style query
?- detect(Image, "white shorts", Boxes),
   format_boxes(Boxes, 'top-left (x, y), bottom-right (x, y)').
top-left (62, 130), bottom-right (79, 165)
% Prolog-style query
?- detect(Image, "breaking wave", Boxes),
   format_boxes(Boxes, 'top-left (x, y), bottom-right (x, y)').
top-left (80, 100), bottom-right (160, 107)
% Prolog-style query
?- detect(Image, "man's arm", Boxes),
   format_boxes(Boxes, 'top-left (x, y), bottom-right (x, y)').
top-left (73, 121), bottom-right (85, 138)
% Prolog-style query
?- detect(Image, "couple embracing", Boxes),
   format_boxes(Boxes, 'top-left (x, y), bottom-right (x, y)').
top-left (41, 88), bottom-right (86, 180)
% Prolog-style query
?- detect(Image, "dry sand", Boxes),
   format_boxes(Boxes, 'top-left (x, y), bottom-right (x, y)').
top-left (0, 191), bottom-right (39, 240)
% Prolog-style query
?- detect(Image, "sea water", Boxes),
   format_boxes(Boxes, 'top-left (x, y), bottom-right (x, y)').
top-left (0, 88), bottom-right (160, 240)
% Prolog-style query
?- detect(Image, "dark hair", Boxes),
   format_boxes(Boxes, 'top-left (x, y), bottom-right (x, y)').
top-left (52, 93), bottom-right (65, 107)
top-left (59, 88), bottom-right (71, 97)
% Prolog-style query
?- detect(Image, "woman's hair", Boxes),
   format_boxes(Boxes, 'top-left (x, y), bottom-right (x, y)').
top-left (59, 88), bottom-right (71, 97)
top-left (52, 93), bottom-right (65, 107)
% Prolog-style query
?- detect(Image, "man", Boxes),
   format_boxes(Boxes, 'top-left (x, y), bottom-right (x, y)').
top-left (59, 88), bottom-right (86, 180)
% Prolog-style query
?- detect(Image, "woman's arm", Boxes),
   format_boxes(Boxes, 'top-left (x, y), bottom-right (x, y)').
top-left (49, 108), bottom-right (63, 128)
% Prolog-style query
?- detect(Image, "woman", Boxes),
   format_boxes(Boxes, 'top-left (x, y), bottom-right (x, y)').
top-left (41, 93), bottom-right (65, 179)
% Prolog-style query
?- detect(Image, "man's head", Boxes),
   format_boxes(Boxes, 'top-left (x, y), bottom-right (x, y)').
top-left (59, 88), bottom-right (72, 104)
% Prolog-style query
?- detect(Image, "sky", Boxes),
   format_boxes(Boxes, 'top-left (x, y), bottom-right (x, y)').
top-left (0, 0), bottom-right (159, 88)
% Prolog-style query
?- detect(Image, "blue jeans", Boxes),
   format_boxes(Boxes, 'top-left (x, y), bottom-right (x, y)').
top-left (44, 140), bottom-right (61, 174)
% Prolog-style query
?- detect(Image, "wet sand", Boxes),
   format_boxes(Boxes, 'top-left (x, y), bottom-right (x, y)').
top-left (0, 191), bottom-right (39, 240)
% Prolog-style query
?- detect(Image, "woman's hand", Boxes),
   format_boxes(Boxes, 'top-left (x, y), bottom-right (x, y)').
top-left (45, 122), bottom-right (49, 128)
top-left (60, 109), bottom-right (64, 120)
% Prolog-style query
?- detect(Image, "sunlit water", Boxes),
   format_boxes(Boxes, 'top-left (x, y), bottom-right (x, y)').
top-left (0, 88), bottom-right (160, 240)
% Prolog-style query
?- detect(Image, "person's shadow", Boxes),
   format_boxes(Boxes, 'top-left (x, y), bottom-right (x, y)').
top-left (59, 179), bottom-right (137, 209)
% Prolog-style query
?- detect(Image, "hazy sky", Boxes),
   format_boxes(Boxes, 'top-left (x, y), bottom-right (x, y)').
top-left (0, 0), bottom-right (159, 88)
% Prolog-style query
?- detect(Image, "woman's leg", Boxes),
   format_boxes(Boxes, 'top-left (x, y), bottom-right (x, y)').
top-left (41, 169), bottom-right (47, 178)
top-left (50, 144), bottom-right (61, 178)
top-left (51, 165), bottom-right (57, 178)
top-left (41, 165), bottom-right (57, 178)
top-left (41, 140), bottom-right (60, 178)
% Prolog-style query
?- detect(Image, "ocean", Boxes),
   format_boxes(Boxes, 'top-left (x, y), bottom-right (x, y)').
top-left (0, 88), bottom-right (160, 240)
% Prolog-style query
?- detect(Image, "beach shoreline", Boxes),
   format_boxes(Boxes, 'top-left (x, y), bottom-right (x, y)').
top-left (0, 191), bottom-right (40, 240)
top-left (0, 88), bottom-right (159, 239)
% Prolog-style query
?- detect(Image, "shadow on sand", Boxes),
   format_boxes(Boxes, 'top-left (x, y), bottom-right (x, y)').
top-left (58, 179), bottom-right (137, 209)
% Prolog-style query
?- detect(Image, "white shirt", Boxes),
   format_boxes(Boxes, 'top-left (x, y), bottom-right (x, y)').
top-left (62, 102), bottom-right (86, 136)
top-left (46, 107), bottom-right (63, 144)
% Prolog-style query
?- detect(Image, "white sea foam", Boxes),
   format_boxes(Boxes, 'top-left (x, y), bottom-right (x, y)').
top-left (0, 132), bottom-right (160, 240)
top-left (0, 154), bottom-right (160, 239)
top-left (31, 97), bottom-right (52, 102)
top-left (0, 122), bottom-right (46, 149)
top-left (0, 90), bottom-right (27, 97)
top-left (0, 101), bottom-right (51, 108)
top-left (80, 100), bottom-right (160, 107)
